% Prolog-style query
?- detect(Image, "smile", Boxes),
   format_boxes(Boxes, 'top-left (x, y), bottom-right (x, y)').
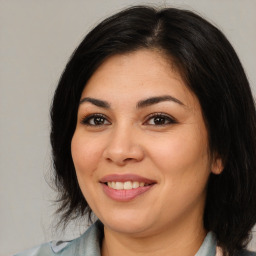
top-left (106, 181), bottom-right (150, 190)
top-left (100, 174), bottom-right (156, 201)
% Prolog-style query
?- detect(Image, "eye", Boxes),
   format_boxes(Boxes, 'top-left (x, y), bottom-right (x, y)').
top-left (81, 114), bottom-right (111, 126)
top-left (144, 113), bottom-right (177, 126)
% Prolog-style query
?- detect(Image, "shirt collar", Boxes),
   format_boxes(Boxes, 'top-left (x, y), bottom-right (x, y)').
top-left (195, 231), bottom-right (217, 256)
top-left (58, 221), bottom-right (216, 256)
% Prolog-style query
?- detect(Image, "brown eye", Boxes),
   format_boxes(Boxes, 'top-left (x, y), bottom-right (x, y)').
top-left (152, 116), bottom-right (167, 125)
top-left (81, 114), bottom-right (111, 126)
top-left (145, 113), bottom-right (176, 126)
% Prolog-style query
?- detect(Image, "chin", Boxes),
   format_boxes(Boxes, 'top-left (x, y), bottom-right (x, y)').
top-left (99, 212), bottom-right (155, 235)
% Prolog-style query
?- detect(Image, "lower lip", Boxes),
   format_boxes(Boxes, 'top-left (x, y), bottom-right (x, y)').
top-left (101, 183), bottom-right (155, 201)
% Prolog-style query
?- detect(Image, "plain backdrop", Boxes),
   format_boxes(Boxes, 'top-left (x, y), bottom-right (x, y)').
top-left (1, 0), bottom-right (255, 255)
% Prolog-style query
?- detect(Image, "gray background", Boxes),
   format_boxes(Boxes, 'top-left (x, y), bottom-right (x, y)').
top-left (0, 0), bottom-right (255, 255)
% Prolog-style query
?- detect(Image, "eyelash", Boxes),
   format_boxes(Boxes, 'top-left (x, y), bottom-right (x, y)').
top-left (81, 113), bottom-right (110, 126)
top-left (144, 112), bottom-right (177, 126)
top-left (80, 113), bottom-right (177, 127)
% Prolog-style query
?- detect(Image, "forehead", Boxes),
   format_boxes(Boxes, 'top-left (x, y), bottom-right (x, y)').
top-left (81, 49), bottom-right (198, 109)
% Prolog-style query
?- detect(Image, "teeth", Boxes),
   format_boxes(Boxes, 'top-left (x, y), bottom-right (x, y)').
top-left (132, 181), bottom-right (139, 189)
top-left (116, 182), bottom-right (124, 190)
top-left (107, 181), bottom-right (147, 190)
top-left (124, 181), bottom-right (132, 190)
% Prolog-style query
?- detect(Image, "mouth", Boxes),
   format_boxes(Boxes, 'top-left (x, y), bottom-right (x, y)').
top-left (104, 181), bottom-right (152, 190)
top-left (100, 174), bottom-right (156, 201)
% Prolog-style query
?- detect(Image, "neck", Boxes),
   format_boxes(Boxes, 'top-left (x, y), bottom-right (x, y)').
top-left (101, 218), bottom-right (207, 256)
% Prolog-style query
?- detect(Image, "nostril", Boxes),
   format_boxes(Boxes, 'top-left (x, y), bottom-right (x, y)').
top-left (124, 158), bottom-right (134, 162)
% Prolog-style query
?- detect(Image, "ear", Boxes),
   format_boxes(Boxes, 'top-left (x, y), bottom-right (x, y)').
top-left (211, 156), bottom-right (224, 175)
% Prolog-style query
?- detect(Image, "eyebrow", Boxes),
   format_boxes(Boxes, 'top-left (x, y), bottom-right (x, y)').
top-left (79, 97), bottom-right (110, 108)
top-left (137, 95), bottom-right (185, 108)
top-left (79, 95), bottom-right (185, 109)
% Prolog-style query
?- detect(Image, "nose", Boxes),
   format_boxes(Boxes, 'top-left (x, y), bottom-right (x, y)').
top-left (103, 125), bottom-right (144, 166)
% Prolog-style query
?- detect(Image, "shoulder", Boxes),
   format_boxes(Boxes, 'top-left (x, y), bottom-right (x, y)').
top-left (13, 221), bottom-right (103, 256)
top-left (13, 242), bottom-right (53, 256)
top-left (237, 249), bottom-right (256, 256)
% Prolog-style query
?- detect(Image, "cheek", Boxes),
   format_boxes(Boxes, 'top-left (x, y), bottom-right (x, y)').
top-left (71, 132), bottom-right (102, 180)
top-left (152, 133), bottom-right (208, 169)
top-left (147, 125), bottom-right (210, 192)
top-left (71, 132), bottom-right (106, 209)
top-left (149, 130), bottom-right (210, 217)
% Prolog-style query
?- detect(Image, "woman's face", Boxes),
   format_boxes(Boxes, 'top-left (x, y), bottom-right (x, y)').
top-left (71, 49), bottom-right (219, 237)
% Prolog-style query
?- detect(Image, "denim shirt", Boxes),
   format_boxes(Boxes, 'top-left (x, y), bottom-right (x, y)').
top-left (14, 221), bottom-right (255, 256)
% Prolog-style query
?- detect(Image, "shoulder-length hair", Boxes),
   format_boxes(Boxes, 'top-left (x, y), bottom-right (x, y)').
top-left (50, 6), bottom-right (256, 255)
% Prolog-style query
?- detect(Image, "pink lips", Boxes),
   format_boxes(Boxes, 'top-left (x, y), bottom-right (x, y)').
top-left (100, 174), bottom-right (156, 202)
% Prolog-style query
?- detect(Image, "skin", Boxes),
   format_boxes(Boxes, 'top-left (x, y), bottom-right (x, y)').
top-left (71, 49), bottom-right (222, 256)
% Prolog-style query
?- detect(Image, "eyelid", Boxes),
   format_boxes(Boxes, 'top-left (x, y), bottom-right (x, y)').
top-left (80, 113), bottom-right (111, 126)
top-left (143, 112), bottom-right (177, 125)
top-left (79, 112), bottom-right (177, 127)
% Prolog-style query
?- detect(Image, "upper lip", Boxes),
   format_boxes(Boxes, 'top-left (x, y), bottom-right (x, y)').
top-left (100, 174), bottom-right (156, 184)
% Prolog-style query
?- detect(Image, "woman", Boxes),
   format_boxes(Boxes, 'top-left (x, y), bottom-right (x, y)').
top-left (15, 6), bottom-right (256, 256)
